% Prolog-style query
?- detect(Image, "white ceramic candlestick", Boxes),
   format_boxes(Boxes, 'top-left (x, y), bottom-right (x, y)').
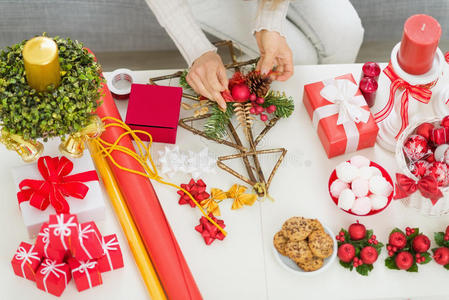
top-left (376, 42), bottom-right (444, 152)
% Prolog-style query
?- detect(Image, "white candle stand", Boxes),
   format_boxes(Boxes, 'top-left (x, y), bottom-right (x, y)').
top-left (376, 42), bottom-right (445, 152)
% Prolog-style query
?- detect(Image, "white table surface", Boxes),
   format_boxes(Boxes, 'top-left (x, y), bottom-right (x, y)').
top-left (2, 63), bottom-right (449, 300)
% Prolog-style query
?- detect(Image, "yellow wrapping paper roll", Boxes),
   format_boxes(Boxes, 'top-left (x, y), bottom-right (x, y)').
top-left (88, 141), bottom-right (166, 300)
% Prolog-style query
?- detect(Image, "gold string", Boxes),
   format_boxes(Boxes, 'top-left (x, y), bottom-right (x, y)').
top-left (93, 116), bottom-right (227, 236)
top-left (253, 182), bottom-right (274, 202)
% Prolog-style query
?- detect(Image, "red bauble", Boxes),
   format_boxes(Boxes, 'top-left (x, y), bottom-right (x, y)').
top-left (426, 153), bottom-right (436, 163)
top-left (266, 105), bottom-right (276, 114)
top-left (431, 127), bottom-right (449, 146)
top-left (337, 243), bottom-right (355, 263)
top-left (403, 135), bottom-right (429, 161)
top-left (348, 221), bottom-right (366, 241)
top-left (231, 84), bottom-right (250, 102)
top-left (410, 160), bottom-right (430, 178)
top-left (434, 247), bottom-right (449, 265)
top-left (360, 246), bottom-right (378, 264)
top-left (412, 234), bottom-right (431, 253)
top-left (441, 115), bottom-right (449, 128)
top-left (395, 251), bottom-right (414, 270)
top-left (389, 232), bottom-right (407, 250)
top-left (415, 122), bottom-right (434, 141)
top-left (426, 161), bottom-right (449, 186)
top-left (260, 114), bottom-right (268, 122)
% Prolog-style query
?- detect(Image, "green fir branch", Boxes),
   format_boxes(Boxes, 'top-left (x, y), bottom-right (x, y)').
top-left (204, 103), bottom-right (234, 139)
top-left (179, 69), bottom-right (193, 91)
top-left (262, 90), bottom-right (294, 118)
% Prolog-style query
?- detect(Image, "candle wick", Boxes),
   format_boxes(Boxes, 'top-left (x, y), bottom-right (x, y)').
top-left (421, 23), bottom-right (426, 31)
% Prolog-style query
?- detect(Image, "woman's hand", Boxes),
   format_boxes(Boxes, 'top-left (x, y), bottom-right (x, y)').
top-left (255, 30), bottom-right (293, 81)
top-left (186, 51), bottom-right (229, 110)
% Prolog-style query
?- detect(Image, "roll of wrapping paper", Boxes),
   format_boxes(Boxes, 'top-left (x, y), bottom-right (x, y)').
top-left (87, 141), bottom-right (166, 300)
top-left (95, 82), bottom-right (202, 300)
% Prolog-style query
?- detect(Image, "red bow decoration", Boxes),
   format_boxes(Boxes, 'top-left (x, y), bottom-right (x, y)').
top-left (374, 62), bottom-right (433, 139)
top-left (393, 173), bottom-right (443, 205)
top-left (17, 156), bottom-right (99, 213)
top-left (195, 213), bottom-right (226, 245)
top-left (177, 179), bottom-right (210, 207)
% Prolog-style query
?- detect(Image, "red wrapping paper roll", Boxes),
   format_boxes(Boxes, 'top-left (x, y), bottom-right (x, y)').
top-left (92, 58), bottom-right (201, 298)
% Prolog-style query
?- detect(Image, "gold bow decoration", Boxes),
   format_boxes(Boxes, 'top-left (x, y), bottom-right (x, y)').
top-left (200, 188), bottom-right (227, 216)
top-left (227, 184), bottom-right (258, 210)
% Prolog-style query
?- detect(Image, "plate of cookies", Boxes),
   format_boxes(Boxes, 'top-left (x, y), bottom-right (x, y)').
top-left (273, 217), bottom-right (337, 275)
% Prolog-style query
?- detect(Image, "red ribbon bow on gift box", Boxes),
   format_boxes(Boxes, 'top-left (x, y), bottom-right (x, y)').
top-left (374, 63), bottom-right (434, 139)
top-left (393, 173), bottom-right (443, 205)
top-left (17, 156), bottom-right (99, 213)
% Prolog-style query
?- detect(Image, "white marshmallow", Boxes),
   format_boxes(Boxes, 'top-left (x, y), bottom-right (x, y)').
top-left (370, 167), bottom-right (382, 177)
top-left (369, 175), bottom-right (393, 197)
top-left (358, 166), bottom-right (373, 180)
top-left (330, 179), bottom-right (349, 198)
top-left (351, 178), bottom-right (369, 197)
top-left (370, 194), bottom-right (389, 210)
top-left (338, 189), bottom-right (355, 211)
top-left (350, 155), bottom-right (371, 168)
top-left (336, 161), bottom-right (360, 183)
top-left (351, 197), bottom-right (372, 215)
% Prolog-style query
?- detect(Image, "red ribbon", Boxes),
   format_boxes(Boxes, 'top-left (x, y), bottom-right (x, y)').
top-left (393, 173), bottom-right (443, 205)
top-left (17, 156), bottom-right (99, 213)
top-left (374, 62), bottom-right (433, 139)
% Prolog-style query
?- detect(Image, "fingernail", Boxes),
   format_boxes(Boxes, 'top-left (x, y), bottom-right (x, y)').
top-left (261, 68), bottom-right (269, 75)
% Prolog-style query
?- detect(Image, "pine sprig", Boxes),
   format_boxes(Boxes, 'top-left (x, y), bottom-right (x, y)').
top-left (179, 70), bottom-right (193, 91)
top-left (204, 103), bottom-right (234, 139)
top-left (262, 90), bottom-right (294, 118)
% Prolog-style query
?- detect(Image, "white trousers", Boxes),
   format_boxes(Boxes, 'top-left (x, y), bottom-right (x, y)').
top-left (187, 0), bottom-right (364, 65)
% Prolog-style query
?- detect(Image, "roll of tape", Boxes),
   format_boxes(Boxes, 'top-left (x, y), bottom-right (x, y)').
top-left (107, 68), bottom-right (134, 100)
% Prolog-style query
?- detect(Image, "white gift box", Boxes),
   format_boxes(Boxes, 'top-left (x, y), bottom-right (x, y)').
top-left (11, 154), bottom-right (105, 238)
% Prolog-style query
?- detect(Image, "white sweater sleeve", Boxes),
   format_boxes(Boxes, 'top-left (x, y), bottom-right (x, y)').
top-left (144, 0), bottom-right (216, 66)
top-left (253, 0), bottom-right (290, 37)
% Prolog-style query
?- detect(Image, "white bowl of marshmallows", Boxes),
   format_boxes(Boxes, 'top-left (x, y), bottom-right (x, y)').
top-left (328, 155), bottom-right (394, 216)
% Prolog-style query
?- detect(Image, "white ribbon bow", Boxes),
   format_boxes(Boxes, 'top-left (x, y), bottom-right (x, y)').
top-left (15, 245), bottom-right (40, 278)
top-left (78, 224), bottom-right (98, 260)
top-left (38, 227), bottom-right (50, 257)
top-left (73, 261), bottom-right (97, 289)
top-left (40, 259), bottom-right (68, 292)
top-left (102, 236), bottom-right (120, 270)
top-left (49, 215), bottom-right (77, 250)
top-left (319, 78), bottom-right (370, 125)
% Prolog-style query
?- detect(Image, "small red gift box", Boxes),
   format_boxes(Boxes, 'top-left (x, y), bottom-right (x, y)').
top-left (125, 83), bottom-right (182, 144)
top-left (303, 73), bottom-right (379, 158)
top-left (48, 214), bottom-right (79, 252)
top-left (35, 258), bottom-right (71, 297)
top-left (72, 222), bottom-right (103, 261)
top-left (96, 234), bottom-right (124, 272)
top-left (11, 242), bottom-right (42, 281)
top-left (35, 223), bottom-right (67, 262)
top-left (68, 258), bottom-right (103, 291)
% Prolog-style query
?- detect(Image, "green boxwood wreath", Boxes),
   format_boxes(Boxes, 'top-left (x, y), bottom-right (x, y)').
top-left (0, 36), bottom-right (103, 141)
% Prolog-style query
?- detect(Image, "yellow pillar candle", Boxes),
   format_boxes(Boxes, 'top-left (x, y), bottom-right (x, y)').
top-left (22, 36), bottom-right (61, 91)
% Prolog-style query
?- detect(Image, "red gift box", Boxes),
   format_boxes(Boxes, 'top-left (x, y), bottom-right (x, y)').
top-left (35, 258), bottom-right (71, 297)
top-left (303, 73), bottom-right (379, 158)
top-left (68, 258), bottom-right (103, 291)
top-left (125, 83), bottom-right (182, 144)
top-left (11, 242), bottom-right (42, 281)
top-left (35, 223), bottom-right (67, 262)
top-left (72, 222), bottom-right (103, 261)
top-left (96, 234), bottom-right (124, 272)
top-left (48, 214), bottom-right (79, 252)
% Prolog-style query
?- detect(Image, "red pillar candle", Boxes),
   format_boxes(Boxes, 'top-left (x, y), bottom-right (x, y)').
top-left (397, 14), bottom-right (441, 75)
top-left (359, 77), bottom-right (378, 108)
top-left (361, 62), bottom-right (381, 81)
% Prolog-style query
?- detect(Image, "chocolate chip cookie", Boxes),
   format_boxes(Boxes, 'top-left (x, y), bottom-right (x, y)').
top-left (285, 239), bottom-right (313, 264)
top-left (297, 256), bottom-right (324, 272)
top-left (273, 230), bottom-right (289, 256)
top-left (308, 219), bottom-right (324, 232)
top-left (282, 217), bottom-right (313, 241)
top-left (308, 230), bottom-right (334, 259)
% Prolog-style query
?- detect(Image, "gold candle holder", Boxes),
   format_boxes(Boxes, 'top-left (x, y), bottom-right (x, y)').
top-left (0, 129), bottom-right (44, 162)
top-left (23, 36), bottom-right (61, 92)
top-left (59, 115), bottom-right (104, 157)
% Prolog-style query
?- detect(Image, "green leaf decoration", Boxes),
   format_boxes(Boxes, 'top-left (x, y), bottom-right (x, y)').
top-left (444, 264), bottom-right (449, 270)
top-left (356, 264), bottom-right (373, 276)
top-left (435, 232), bottom-right (445, 247)
top-left (385, 257), bottom-right (399, 270)
top-left (179, 70), bottom-right (192, 91)
top-left (261, 90), bottom-right (294, 118)
top-left (407, 263), bottom-right (418, 272)
top-left (365, 229), bottom-right (373, 240)
top-left (391, 228), bottom-right (405, 235)
top-left (0, 36), bottom-right (103, 141)
top-left (408, 228), bottom-right (420, 240)
top-left (420, 252), bottom-right (432, 264)
top-left (204, 103), bottom-right (234, 139)
top-left (339, 260), bottom-right (353, 270)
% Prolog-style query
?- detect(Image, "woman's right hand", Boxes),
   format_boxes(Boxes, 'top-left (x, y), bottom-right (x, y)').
top-left (186, 51), bottom-right (229, 110)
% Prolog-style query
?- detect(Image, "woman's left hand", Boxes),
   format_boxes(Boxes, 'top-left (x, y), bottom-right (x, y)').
top-left (254, 30), bottom-right (293, 81)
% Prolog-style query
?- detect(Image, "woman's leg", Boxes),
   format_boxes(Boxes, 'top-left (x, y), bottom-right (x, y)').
top-left (287, 0), bottom-right (364, 64)
top-left (187, 0), bottom-right (318, 65)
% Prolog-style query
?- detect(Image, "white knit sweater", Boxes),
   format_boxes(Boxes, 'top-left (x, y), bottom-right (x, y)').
top-left (145, 0), bottom-right (290, 66)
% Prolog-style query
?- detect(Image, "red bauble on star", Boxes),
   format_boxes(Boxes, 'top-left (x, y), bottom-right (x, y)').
top-left (231, 84), bottom-right (250, 102)
top-left (403, 135), bottom-right (429, 162)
